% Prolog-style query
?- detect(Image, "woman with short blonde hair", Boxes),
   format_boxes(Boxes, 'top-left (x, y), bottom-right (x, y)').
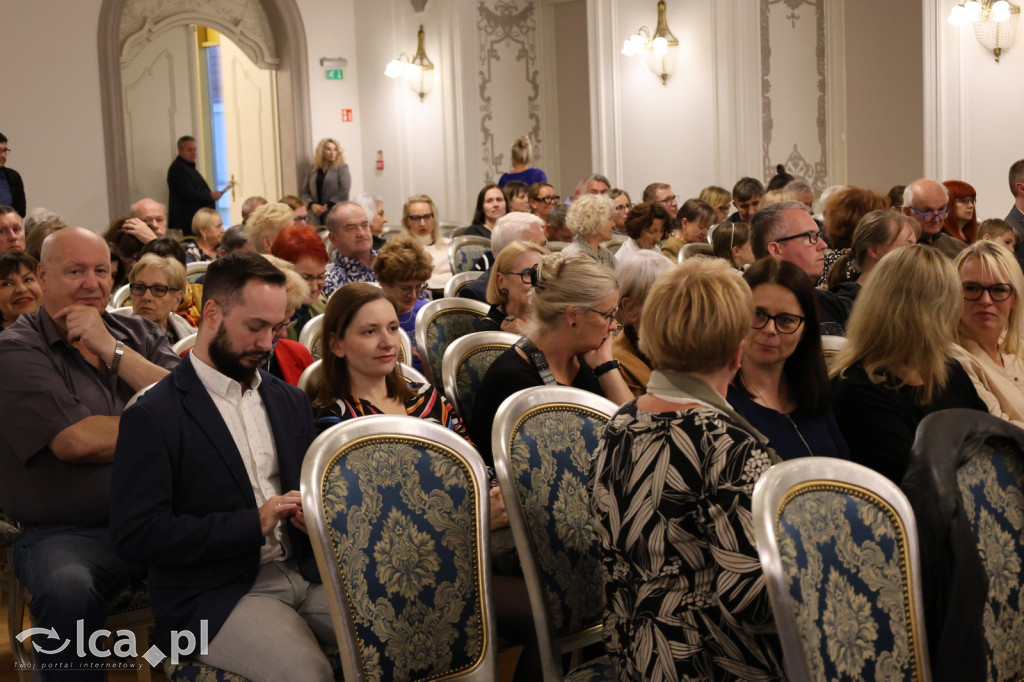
top-left (477, 240), bottom-right (546, 334)
top-left (832, 244), bottom-right (987, 482)
top-left (592, 257), bottom-right (785, 680)
top-left (561, 193), bottom-right (616, 268)
top-left (699, 185), bottom-right (732, 223)
top-left (186, 207), bottom-right (223, 263)
top-left (951, 240), bottom-right (1024, 425)
top-left (129, 254), bottom-right (194, 342)
top-left (244, 203), bottom-right (294, 254)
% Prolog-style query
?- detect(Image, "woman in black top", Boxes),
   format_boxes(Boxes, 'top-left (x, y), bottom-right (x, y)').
top-left (469, 252), bottom-right (633, 463)
top-left (832, 244), bottom-right (987, 482)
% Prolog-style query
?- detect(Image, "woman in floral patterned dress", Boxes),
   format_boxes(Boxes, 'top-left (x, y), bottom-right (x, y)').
top-left (590, 258), bottom-right (786, 681)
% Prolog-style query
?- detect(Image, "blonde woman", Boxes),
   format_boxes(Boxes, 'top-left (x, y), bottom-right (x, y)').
top-left (476, 240), bottom-right (546, 334)
top-left (699, 185), bottom-right (732, 223)
top-left (497, 135), bottom-right (548, 188)
top-left (469, 252), bottom-right (632, 463)
top-left (832, 244), bottom-right (987, 482)
top-left (300, 138), bottom-right (351, 224)
top-left (951, 241), bottom-right (1024, 425)
top-left (561, 193), bottom-right (617, 268)
top-left (400, 194), bottom-right (452, 291)
top-left (591, 258), bottom-right (784, 680)
top-left (260, 254), bottom-right (314, 386)
top-left (129, 254), bottom-right (195, 343)
top-left (185, 207), bottom-right (223, 263)
top-left (244, 203), bottom-right (295, 254)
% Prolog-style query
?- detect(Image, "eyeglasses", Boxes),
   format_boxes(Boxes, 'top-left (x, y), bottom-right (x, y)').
top-left (391, 282), bottom-right (429, 295)
top-left (499, 268), bottom-right (536, 285)
top-left (613, 203), bottom-right (633, 212)
top-left (300, 272), bottom-right (327, 284)
top-left (658, 195), bottom-right (677, 205)
top-left (752, 309), bottom-right (805, 334)
top-left (956, 197), bottom-right (977, 204)
top-left (408, 213), bottom-right (434, 223)
top-left (294, 214), bottom-right (310, 223)
top-left (0, 148), bottom-right (10, 155)
top-left (962, 282), bottom-right (1015, 302)
top-left (588, 306), bottom-right (619, 324)
top-left (908, 205), bottom-right (950, 221)
top-left (773, 230), bottom-right (821, 246)
top-left (537, 195), bottom-right (560, 204)
top-left (130, 282), bottom-right (171, 297)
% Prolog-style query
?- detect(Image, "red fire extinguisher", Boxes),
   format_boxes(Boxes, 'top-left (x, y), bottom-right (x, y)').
top-left (376, 150), bottom-right (384, 171)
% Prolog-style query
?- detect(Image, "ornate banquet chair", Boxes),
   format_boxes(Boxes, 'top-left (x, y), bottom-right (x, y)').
top-left (297, 359), bottom-right (427, 401)
top-left (441, 330), bottom-right (520, 428)
top-left (905, 408), bottom-right (1024, 681)
top-left (444, 270), bottom-right (485, 299)
top-left (448, 236), bottom-right (491, 275)
top-left (301, 415), bottom-right (498, 681)
top-left (414, 297), bottom-right (489, 387)
top-left (492, 386), bottom-right (618, 681)
top-left (298, 313), bottom-right (325, 360)
top-left (752, 457), bottom-right (931, 682)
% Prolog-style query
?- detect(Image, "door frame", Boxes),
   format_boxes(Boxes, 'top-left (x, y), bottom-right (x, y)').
top-left (98, 0), bottom-right (311, 218)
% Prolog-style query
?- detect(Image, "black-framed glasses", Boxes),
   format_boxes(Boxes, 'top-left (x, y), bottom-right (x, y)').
top-left (0, 148), bottom-right (10, 155)
top-left (962, 282), bottom-right (1015, 302)
top-left (129, 282), bottom-right (171, 297)
top-left (657, 195), bottom-right (677, 205)
top-left (408, 213), bottom-right (434, 222)
top-left (773, 230), bottom-right (821, 246)
top-left (908, 205), bottom-right (950, 221)
top-left (538, 195), bottom-right (560, 204)
top-left (956, 197), bottom-right (977, 204)
top-left (752, 309), bottom-right (805, 334)
top-left (500, 268), bottom-right (535, 285)
top-left (588, 306), bottom-right (619, 324)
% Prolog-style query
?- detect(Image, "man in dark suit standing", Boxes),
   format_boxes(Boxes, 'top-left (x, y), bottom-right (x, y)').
top-left (0, 133), bottom-right (26, 217)
top-left (167, 135), bottom-right (224, 234)
top-left (111, 252), bottom-right (334, 680)
top-left (1006, 159), bottom-right (1024, 270)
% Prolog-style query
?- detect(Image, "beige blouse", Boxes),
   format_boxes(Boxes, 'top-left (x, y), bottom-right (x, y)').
top-left (952, 340), bottom-right (1024, 427)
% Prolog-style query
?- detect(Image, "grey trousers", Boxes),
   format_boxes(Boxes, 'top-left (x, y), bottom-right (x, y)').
top-left (195, 559), bottom-right (335, 681)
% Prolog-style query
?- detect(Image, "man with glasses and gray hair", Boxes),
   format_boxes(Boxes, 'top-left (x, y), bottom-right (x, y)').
top-left (0, 133), bottom-right (26, 217)
top-left (750, 201), bottom-right (847, 334)
top-left (903, 178), bottom-right (966, 259)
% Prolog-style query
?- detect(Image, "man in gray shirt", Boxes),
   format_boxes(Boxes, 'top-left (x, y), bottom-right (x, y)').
top-left (0, 226), bottom-right (179, 679)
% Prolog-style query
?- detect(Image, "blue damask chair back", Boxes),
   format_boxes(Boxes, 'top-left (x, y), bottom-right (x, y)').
top-left (302, 415), bottom-right (498, 682)
top-left (955, 437), bottom-right (1024, 680)
top-left (753, 457), bottom-right (931, 682)
top-left (493, 386), bottom-right (619, 681)
top-left (441, 331), bottom-right (520, 428)
top-left (414, 297), bottom-right (490, 387)
top-left (447, 236), bottom-right (491, 275)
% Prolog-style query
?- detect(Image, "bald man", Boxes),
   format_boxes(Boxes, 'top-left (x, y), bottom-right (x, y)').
top-left (903, 179), bottom-right (965, 259)
top-left (0, 226), bottom-right (179, 679)
top-left (122, 197), bottom-right (169, 244)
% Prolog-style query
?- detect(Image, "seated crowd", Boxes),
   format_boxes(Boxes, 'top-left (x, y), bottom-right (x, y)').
top-left (3, 151), bottom-right (1024, 681)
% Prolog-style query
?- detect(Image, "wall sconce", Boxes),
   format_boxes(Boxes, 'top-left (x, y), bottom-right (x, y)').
top-left (621, 0), bottom-right (679, 84)
top-left (948, 0), bottom-right (1020, 62)
top-left (385, 25), bottom-right (435, 101)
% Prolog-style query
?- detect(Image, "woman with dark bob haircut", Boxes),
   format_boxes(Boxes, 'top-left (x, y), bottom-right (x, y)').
top-left (613, 201), bottom-right (672, 263)
top-left (727, 258), bottom-right (849, 460)
top-left (464, 183), bottom-right (507, 238)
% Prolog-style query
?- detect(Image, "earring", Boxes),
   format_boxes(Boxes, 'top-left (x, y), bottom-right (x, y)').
top-left (499, 288), bottom-right (509, 296)
top-left (570, 322), bottom-right (576, 327)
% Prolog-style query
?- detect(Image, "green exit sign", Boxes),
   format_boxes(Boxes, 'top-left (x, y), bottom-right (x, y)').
top-left (326, 69), bottom-right (344, 80)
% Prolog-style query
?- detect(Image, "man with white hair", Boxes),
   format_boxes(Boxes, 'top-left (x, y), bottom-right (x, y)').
top-left (460, 211), bottom-right (548, 302)
top-left (903, 178), bottom-right (965, 259)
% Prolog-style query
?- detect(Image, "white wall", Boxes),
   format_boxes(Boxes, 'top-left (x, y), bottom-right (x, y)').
top-left (3, 0), bottom-right (109, 231)
top-left (931, 6), bottom-right (1024, 222)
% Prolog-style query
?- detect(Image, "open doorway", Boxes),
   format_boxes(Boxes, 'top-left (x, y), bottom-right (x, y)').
top-left (121, 24), bottom-right (282, 227)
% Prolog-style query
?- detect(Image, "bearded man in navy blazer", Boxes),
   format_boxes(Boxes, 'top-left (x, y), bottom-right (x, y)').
top-left (111, 251), bottom-right (334, 681)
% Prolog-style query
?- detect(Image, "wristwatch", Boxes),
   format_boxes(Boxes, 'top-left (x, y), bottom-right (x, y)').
top-left (593, 359), bottom-right (620, 377)
top-left (108, 340), bottom-right (125, 374)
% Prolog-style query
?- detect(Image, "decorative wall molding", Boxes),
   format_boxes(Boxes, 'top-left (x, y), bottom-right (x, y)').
top-left (760, 0), bottom-right (828, 192)
top-left (476, 1), bottom-right (540, 183)
top-left (120, 0), bottom-right (278, 68)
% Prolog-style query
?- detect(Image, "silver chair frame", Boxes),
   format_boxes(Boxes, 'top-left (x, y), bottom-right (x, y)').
top-left (171, 332), bottom-right (198, 356)
top-left (298, 313), bottom-right (325, 357)
top-left (298, 359), bottom-right (427, 401)
top-left (414, 297), bottom-right (490, 386)
top-left (492, 386), bottom-right (619, 681)
top-left (441, 330), bottom-right (520, 424)
top-left (752, 457), bottom-right (931, 682)
top-left (448, 235), bottom-right (492, 275)
top-left (444, 270), bottom-right (485, 299)
top-left (301, 415), bottom-right (498, 682)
